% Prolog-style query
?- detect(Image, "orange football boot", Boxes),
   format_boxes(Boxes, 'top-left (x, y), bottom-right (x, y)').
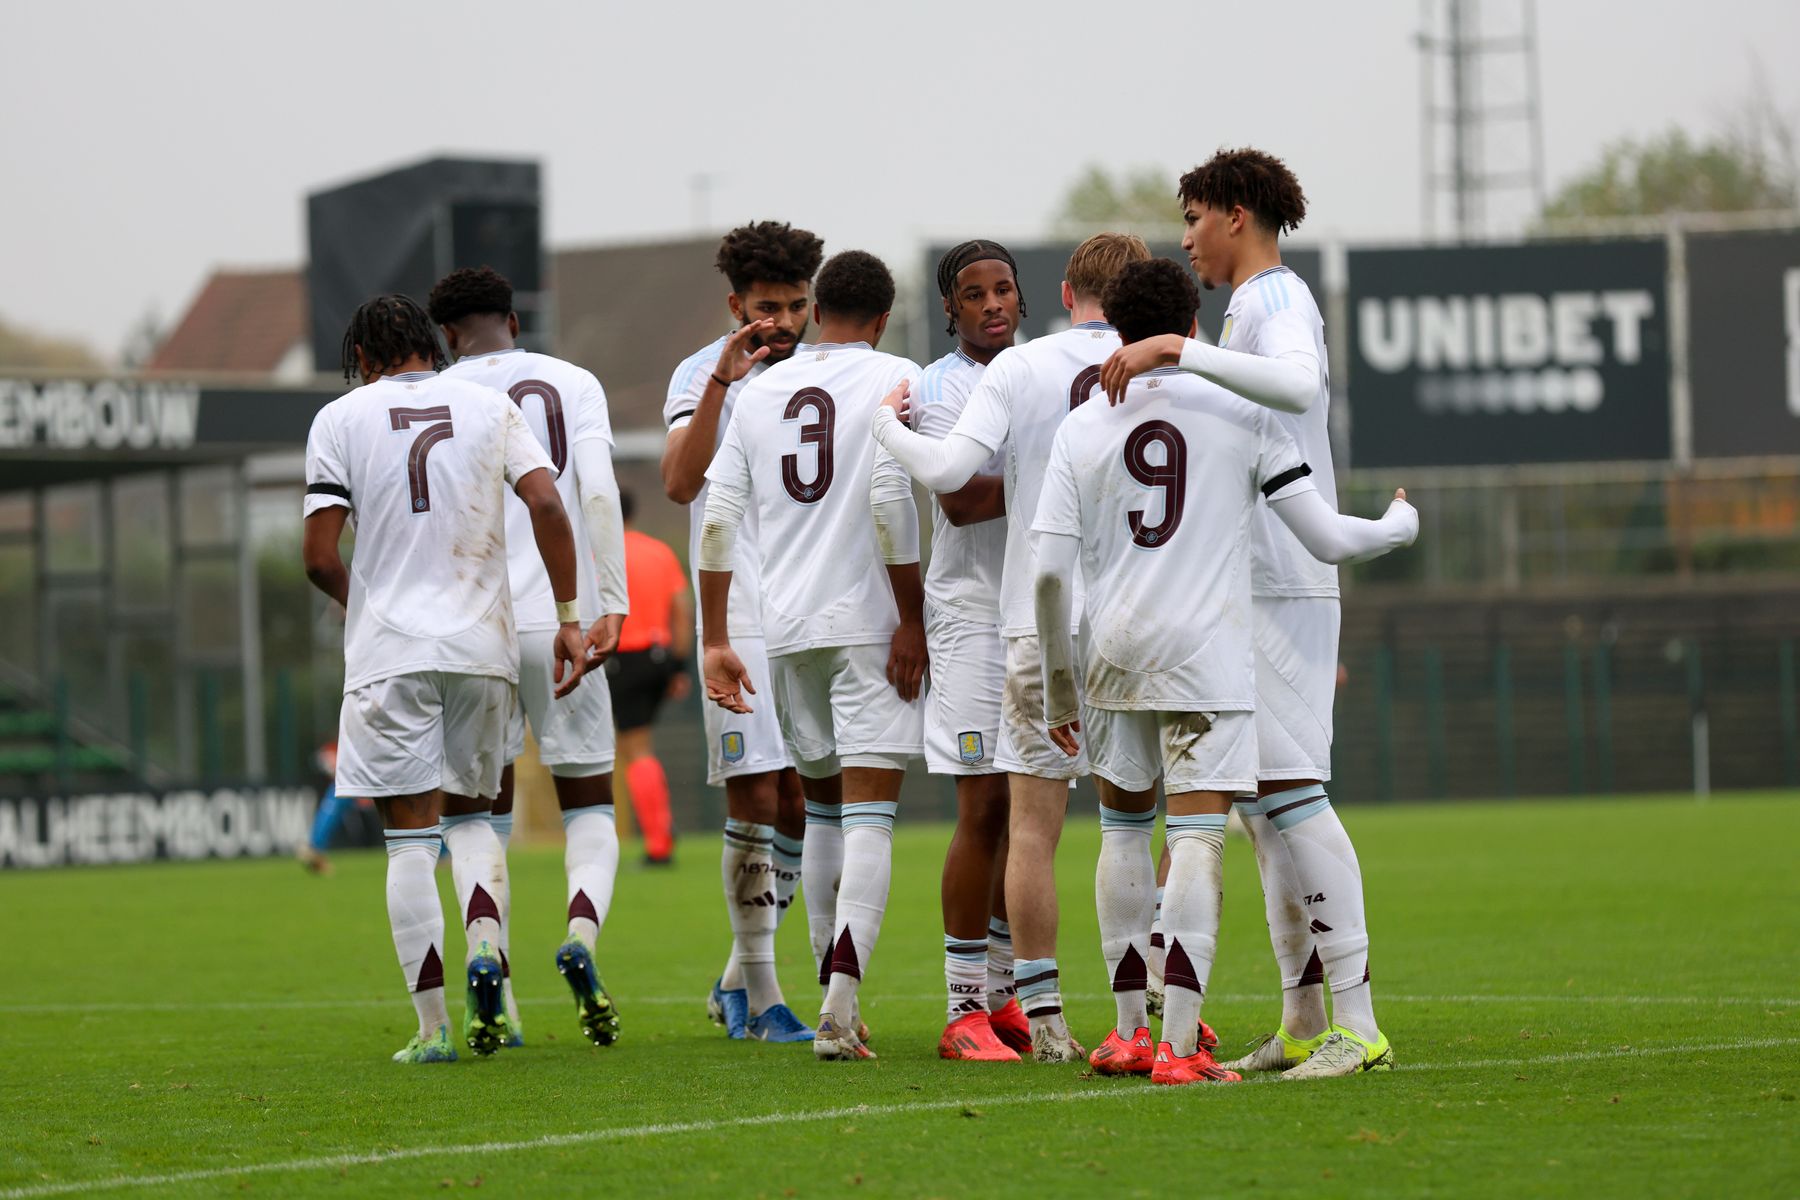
top-left (938, 1011), bottom-right (1021, 1062)
top-left (1151, 1041), bottom-right (1242, 1085)
top-left (988, 998), bottom-right (1031, 1054)
top-left (1088, 1026), bottom-right (1155, 1075)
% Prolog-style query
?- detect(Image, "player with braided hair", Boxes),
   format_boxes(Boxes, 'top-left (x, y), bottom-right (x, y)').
top-left (916, 240), bottom-right (1031, 1061)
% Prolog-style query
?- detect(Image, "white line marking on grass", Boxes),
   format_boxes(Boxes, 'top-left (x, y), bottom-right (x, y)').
top-left (6, 991), bottom-right (1795, 1016)
top-left (4, 1036), bottom-right (1795, 1199)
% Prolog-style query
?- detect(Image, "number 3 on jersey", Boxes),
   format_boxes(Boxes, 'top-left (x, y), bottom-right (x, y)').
top-left (1124, 420), bottom-right (1186, 548)
top-left (389, 406), bottom-right (455, 513)
top-left (782, 387), bottom-right (835, 503)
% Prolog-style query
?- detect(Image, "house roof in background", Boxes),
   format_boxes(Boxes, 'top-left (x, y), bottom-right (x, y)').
top-left (147, 269), bottom-right (306, 374)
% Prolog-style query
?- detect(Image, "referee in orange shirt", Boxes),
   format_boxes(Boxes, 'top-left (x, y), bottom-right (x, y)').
top-left (607, 489), bottom-right (693, 865)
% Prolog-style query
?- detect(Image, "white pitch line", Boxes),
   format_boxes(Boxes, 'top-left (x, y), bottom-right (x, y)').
top-left (2, 1036), bottom-right (1795, 1200)
top-left (5, 991), bottom-right (1795, 1016)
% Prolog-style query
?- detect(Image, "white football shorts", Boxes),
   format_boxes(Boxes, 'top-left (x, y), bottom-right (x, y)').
top-left (768, 641), bottom-right (923, 778)
top-left (995, 634), bottom-right (1088, 781)
top-left (337, 671), bottom-right (510, 800)
top-left (1253, 595), bottom-right (1340, 783)
top-left (506, 628), bottom-right (615, 774)
top-left (703, 635), bottom-right (792, 786)
top-left (923, 603), bottom-right (1004, 776)
top-left (1085, 708), bottom-right (1257, 795)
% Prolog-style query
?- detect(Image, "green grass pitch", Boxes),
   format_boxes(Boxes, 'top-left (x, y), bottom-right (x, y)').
top-left (3, 793), bottom-right (1797, 1198)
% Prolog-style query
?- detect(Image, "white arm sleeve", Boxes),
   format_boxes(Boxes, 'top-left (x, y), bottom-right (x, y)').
top-left (871, 405), bottom-right (991, 493)
top-left (870, 449), bottom-right (920, 566)
top-left (1178, 338), bottom-right (1319, 415)
top-left (1032, 531), bottom-right (1081, 727)
top-left (697, 477), bottom-right (749, 572)
top-left (1268, 484), bottom-right (1419, 565)
top-left (571, 438), bottom-right (629, 616)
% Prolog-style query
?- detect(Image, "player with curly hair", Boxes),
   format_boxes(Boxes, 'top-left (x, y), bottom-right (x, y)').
top-left (661, 222), bottom-right (826, 1045)
top-left (1100, 148), bottom-right (1397, 1079)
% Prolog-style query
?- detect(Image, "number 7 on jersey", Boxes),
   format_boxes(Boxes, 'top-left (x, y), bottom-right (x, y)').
top-left (389, 406), bottom-right (455, 513)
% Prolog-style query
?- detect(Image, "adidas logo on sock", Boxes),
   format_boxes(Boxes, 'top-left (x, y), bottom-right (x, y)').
top-left (1308, 918), bottom-right (1334, 934)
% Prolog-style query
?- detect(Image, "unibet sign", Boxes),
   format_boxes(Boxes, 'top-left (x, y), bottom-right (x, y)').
top-left (1347, 240), bottom-right (1670, 467)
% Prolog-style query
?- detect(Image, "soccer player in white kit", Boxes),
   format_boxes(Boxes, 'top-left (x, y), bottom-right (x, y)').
top-left (871, 233), bottom-right (1151, 1063)
top-left (1101, 148), bottom-right (1395, 1076)
top-left (699, 250), bottom-right (926, 1061)
top-left (430, 267), bottom-right (630, 1050)
top-left (919, 241), bottom-right (1032, 1062)
top-left (1034, 258), bottom-right (1417, 1085)
top-left (662, 222), bottom-right (824, 1044)
top-left (302, 295), bottom-right (590, 1063)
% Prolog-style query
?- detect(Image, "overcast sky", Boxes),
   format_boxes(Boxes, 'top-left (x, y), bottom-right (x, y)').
top-left (3, 0), bottom-right (1796, 357)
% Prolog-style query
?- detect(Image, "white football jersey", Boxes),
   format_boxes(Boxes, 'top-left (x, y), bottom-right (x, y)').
top-left (915, 348), bottom-right (1005, 625)
top-left (1223, 266), bottom-right (1339, 598)
top-left (444, 349), bottom-right (613, 633)
top-left (951, 321), bottom-right (1120, 637)
top-left (706, 342), bottom-right (921, 656)
top-left (1032, 367), bottom-right (1309, 712)
top-left (303, 371), bottom-right (554, 692)
top-left (665, 335), bottom-right (790, 638)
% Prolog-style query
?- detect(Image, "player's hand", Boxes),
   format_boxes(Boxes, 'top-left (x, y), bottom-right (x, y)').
top-left (667, 670), bottom-right (692, 702)
top-left (1099, 335), bottom-right (1181, 405)
top-left (1387, 487), bottom-right (1420, 547)
top-left (715, 319), bottom-right (776, 385)
top-left (704, 644), bottom-right (756, 714)
top-left (879, 379), bottom-right (914, 427)
top-left (1049, 719), bottom-right (1083, 757)
top-left (552, 622), bottom-right (588, 698)
top-left (584, 613), bottom-right (625, 666)
top-left (886, 620), bottom-right (928, 703)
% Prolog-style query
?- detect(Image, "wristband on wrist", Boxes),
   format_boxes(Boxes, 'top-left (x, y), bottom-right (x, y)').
top-left (555, 599), bottom-right (580, 624)
top-left (710, 372), bottom-right (731, 390)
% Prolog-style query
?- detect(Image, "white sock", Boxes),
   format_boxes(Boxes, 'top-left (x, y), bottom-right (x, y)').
top-left (1161, 813), bottom-right (1227, 1057)
top-left (821, 801), bottom-right (894, 1021)
top-left (1015, 956), bottom-right (1070, 1039)
top-left (1149, 885), bottom-right (1166, 983)
top-left (986, 918), bottom-right (1015, 1012)
top-left (772, 830), bottom-right (804, 927)
top-left (491, 824), bottom-right (518, 1029)
top-left (1239, 799), bottom-right (1328, 1038)
top-left (801, 799), bottom-right (843, 1000)
top-left (562, 804), bottom-right (618, 952)
top-left (945, 935), bottom-right (988, 1022)
top-left (442, 813), bottom-right (505, 961)
top-left (1263, 786), bottom-right (1378, 1040)
top-left (1096, 806), bottom-right (1156, 1037)
top-left (385, 826), bottom-right (449, 1038)
top-left (723, 818), bottom-right (782, 1015)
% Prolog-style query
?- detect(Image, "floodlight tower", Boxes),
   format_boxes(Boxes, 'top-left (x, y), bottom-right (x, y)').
top-left (1417, 0), bottom-right (1547, 240)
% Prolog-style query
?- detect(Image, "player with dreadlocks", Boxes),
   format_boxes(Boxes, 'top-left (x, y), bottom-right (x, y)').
top-left (304, 293), bottom-right (590, 1062)
top-left (661, 221), bottom-right (825, 1045)
top-left (1100, 147), bottom-right (1395, 1079)
top-left (915, 241), bottom-right (1032, 1061)
top-left (430, 266), bottom-right (631, 1052)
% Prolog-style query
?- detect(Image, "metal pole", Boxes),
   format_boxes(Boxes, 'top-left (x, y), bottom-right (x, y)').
top-left (1563, 639), bottom-right (1585, 795)
top-left (1686, 639), bottom-right (1709, 800)
top-left (1447, 0), bottom-right (1475, 240)
top-left (1592, 641), bottom-right (1614, 794)
top-left (1424, 646), bottom-right (1448, 798)
top-left (1780, 639), bottom-right (1799, 789)
top-left (1494, 642), bottom-right (1516, 797)
top-left (236, 465), bottom-right (266, 780)
top-left (1668, 223), bottom-right (1694, 469)
top-left (1375, 646), bottom-right (1397, 802)
top-left (169, 471), bottom-right (196, 778)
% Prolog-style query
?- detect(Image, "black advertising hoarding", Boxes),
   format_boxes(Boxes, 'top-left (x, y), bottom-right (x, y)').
top-left (1347, 240), bottom-right (1669, 467)
top-left (1687, 228), bottom-right (1800, 458)
top-left (923, 241), bottom-right (1322, 362)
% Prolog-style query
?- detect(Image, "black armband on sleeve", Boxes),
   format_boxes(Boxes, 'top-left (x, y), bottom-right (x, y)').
top-left (307, 482), bottom-right (351, 500)
top-left (1260, 463), bottom-right (1312, 498)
